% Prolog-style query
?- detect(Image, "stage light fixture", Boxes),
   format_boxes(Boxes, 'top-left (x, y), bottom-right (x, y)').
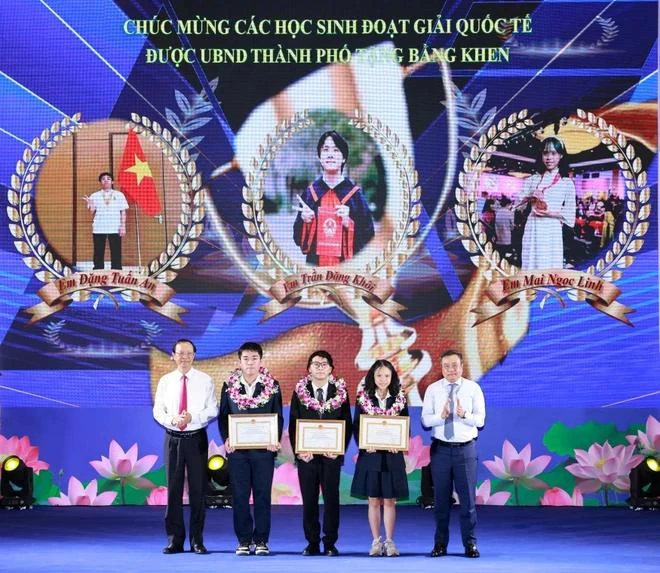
top-left (0, 455), bottom-right (35, 509)
top-left (417, 463), bottom-right (435, 509)
top-left (416, 463), bottom-right (456, 510)
top-left (208, 455), bottom-right (225, 472)
top-left (205, 455), bottom-right (232, 508)
top-left (4, 456), bottom-right (20, 472)
top-left (627, 457), bottom-right (660, 510)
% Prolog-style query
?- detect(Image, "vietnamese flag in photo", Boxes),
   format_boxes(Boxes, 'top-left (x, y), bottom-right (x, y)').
top-left (118, 130), bottom-right (162, 216)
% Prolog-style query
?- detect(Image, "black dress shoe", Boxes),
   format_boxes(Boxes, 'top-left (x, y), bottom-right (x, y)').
top-left (324, 544), bottom-right (339, 556)
top-left (465, 544), bottom-right (480, 558)
top-left (192, 543), bottom-right (208, 554)
top-left (302, 543), bottom-right (321, 556)
top-left (162, 544), bottom-right (184, 554)
top-left (430, 543), bottom-right (447, 557)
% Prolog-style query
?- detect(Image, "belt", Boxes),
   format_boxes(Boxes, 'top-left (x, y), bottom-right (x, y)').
top-left (433, 438), bottom-right (475, 448)
top-left (166, 428), bottom-right (205, 439)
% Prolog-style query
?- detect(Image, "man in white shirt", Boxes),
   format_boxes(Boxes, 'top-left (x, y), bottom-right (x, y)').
top-left (153, 339), bottom-right (218, 555)
top-left (421, 349), bottom-right (486, 558)
top-left (83, 172), bottom-right (128, 270)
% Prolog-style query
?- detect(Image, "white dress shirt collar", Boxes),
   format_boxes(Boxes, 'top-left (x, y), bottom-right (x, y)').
top-left (311, 381), bottom-right (329, 401)
top-left (241, 374), bottom-right (259, 398)
top-left (376, 391), bottom-right (391, 409)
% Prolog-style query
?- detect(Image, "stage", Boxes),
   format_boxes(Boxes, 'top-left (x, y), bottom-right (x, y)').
top-left (1, 505), bottom-right (657, 572)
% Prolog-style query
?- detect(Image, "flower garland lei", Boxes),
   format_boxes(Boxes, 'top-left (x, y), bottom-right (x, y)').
top-left (226, 366), bottom-right (279, 410)
top-left (356, 381), bottom-right (406, 416)
top-left (295, 374), bottom-right (348, 413)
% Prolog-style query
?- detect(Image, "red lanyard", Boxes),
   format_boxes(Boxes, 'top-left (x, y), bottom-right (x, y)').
top-left (535, 172), bottom-right (561, 193)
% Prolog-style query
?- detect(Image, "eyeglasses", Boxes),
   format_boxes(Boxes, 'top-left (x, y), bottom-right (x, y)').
top-left (310, 362), bottom-right (330, 368)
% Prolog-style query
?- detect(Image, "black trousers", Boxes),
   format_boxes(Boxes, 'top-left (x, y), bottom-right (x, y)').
top-left (93, 233), bottom-right (122, 270)
top-left (297, 457), bottom-right (342, 545)
top-left (228, 450), bottom-right (275, 544)
top-left (164, 429), bottom-right (208, 547)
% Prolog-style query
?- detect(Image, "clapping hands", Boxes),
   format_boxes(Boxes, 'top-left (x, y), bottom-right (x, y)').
top-left (456, 398), bottom-right (466, 419)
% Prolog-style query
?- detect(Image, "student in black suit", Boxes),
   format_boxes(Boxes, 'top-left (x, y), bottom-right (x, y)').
top-left (289, 350), bottom-right (353, 556)
top-left (219, 342), bottom-right (283, 556)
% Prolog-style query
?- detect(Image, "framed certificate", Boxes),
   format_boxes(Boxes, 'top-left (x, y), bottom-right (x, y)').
top-left (295, 419), bottom-right (346, 455)
top-left (358, 415), bottom-right (410, 451)
top-left (228, 413), bottom-right (279, 449)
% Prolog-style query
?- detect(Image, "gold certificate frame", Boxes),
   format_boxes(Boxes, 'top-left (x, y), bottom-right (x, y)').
top-left (295, 419), bottom-right (346, 455)
top-left (228, 413), bottom-right (278, 449)
top-left (358, 415), bottom-right (410, 451)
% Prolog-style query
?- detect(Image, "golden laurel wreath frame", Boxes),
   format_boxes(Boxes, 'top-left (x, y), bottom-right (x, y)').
top-left (240, 110), bottom-right (423, 309)
top-left (454, 109), bottom-right (650, 306)
top-left (8, 113), bottom-right (204, 314)
top-left (8, 115), bottom-right (84, 285)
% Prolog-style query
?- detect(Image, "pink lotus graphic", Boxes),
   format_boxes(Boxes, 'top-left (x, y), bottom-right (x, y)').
top-left (49, 477), bottom-right (117, 506)
top-left (144, 483), bottom-right (190, 506)
top-left (565, 441), bottom-right (644, 503)
top-left (0, 435), bottom-right (49, 474)
top-left (276, 430), bottom-right (296, 466)
top-left (271, 463), bottom-right (302, 504)
top-left (475, 479), bottom-right (511, 506)
top-left (540, 487), bottom-right (584, 506)
top-left (208, 439), bottom-right (226, 459)
top-left (626, 415), bottom-right (660, 457)
top-left (404, 435), bottom-right (431, 474)
top-left (483, 440), bottom-right (552, 504)
top-left (146, 486), bottom-right (168, 506)
top-left (90, 440), bottom-right (158, 504)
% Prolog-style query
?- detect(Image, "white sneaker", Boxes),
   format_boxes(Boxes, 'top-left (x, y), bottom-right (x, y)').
top-left (255, 542), bottom-right (270, 556)
top-left (384, 539), bottom-right (399, 557)
top-left (369, 537), bottom-right (383, 556)
top-left (235, 543), bottom-right (250, 556)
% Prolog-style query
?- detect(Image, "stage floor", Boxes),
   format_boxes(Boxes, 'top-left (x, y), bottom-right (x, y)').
top-left (0, 505), bottom-right (657, 572)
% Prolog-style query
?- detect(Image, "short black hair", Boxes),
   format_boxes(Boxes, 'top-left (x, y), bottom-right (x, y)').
top-left (307, 350), bottom-right (334, 370)
top-left (172, 338), bottom-right (196, 354)
top-left (238, 341), bottom-right (263, 358)
top-left (363, 359), bottom-right (401, 397)
top-left (440, 349), bottom-right (463, 362)
top-left (317, 130), bottom-right (349, 172)
top-left (98, 172), bottom-right (113, 182)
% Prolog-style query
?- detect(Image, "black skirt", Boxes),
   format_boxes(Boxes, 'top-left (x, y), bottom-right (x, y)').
top-left (350, 452), bottom-right (409, 500)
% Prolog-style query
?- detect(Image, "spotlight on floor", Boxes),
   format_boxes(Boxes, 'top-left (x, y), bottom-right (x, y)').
top-left (627, 457), bottom-right (660, 510)
top-left (205, 455), bottom-right (231, 508)
top-left (417, 463), bottom-right (434, 509)
top-left (0, 456), bottom-right (35, 509)
top-left (416, 463), bottom-right (456, 510)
